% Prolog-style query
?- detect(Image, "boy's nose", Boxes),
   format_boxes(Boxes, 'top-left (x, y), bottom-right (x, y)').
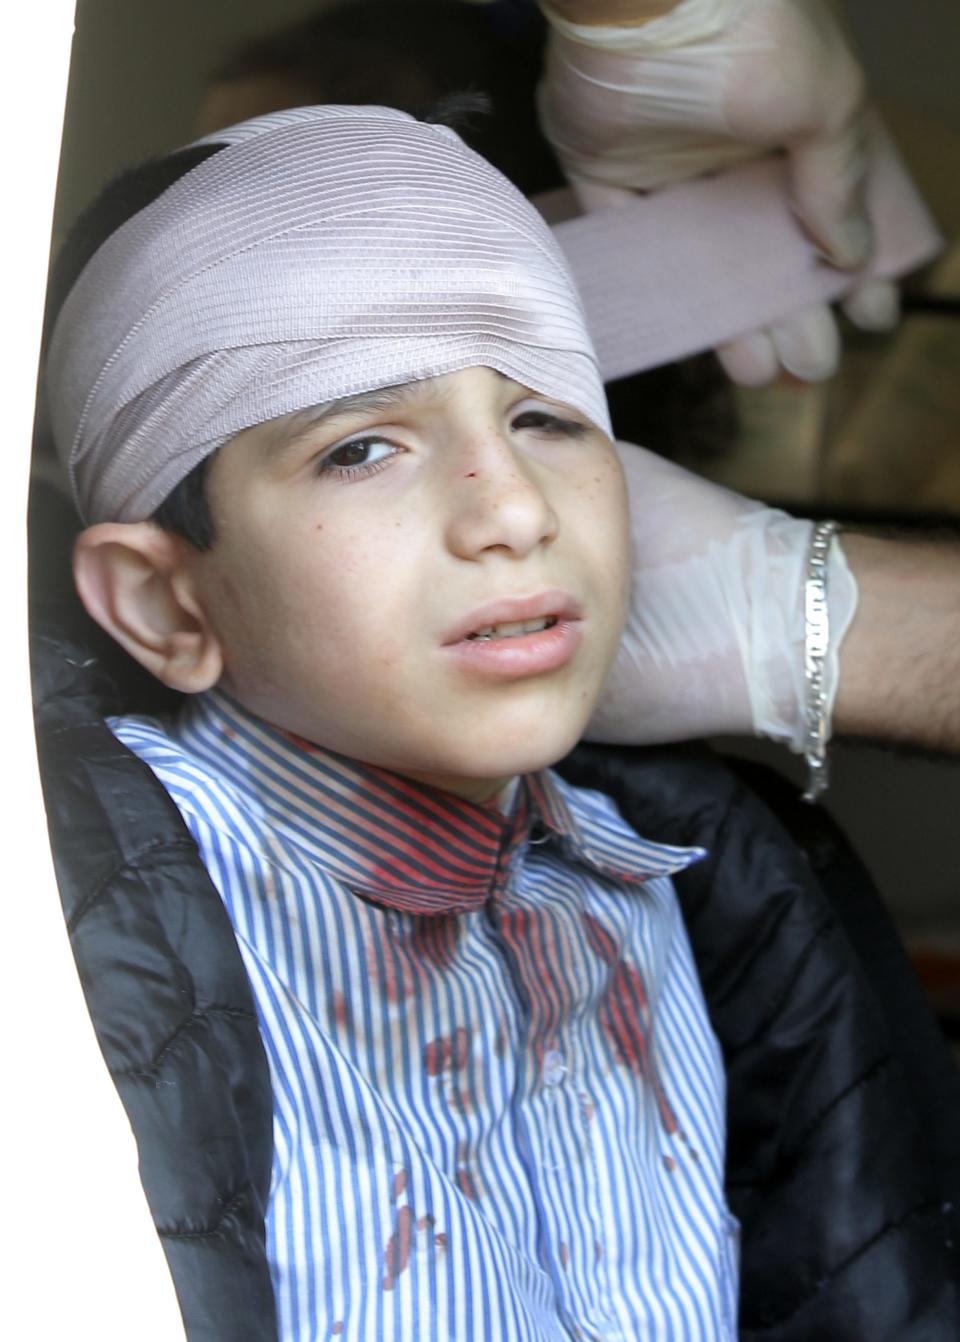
top-left (443, 434), bottom-right (559, 562)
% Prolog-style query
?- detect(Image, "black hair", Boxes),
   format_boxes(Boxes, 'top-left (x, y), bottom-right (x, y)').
top-left (151, 453), bottom-right (218, 552)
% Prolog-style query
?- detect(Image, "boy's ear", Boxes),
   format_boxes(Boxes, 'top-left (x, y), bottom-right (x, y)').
top-left (73, 523), bottom-right (224, 693)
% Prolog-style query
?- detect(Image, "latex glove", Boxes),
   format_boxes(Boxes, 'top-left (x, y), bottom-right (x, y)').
top-left (538, 0), bottom-right (900, 386)
top-left (586, 441), bottom-right (857, 745)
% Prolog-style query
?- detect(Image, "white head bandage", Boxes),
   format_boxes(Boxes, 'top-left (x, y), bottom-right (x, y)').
top-left (46, 104), bottom-right (609, 524)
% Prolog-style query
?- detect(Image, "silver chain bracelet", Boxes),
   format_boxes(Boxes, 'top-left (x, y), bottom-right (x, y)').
top-left (801, 520), bottom-right (839, 803)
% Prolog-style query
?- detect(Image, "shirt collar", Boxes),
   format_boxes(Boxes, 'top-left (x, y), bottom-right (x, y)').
top-left (178, 690), bottom-right (702, 916)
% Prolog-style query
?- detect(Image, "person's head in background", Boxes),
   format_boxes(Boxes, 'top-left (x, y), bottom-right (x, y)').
top-left (45, 105), bottom-right (630, 803)
top-left (197, 0), bottom-right (560, 197)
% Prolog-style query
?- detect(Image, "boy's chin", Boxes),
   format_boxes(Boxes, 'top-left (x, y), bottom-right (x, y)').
top-left (397, 726), bottom-right (589, 803)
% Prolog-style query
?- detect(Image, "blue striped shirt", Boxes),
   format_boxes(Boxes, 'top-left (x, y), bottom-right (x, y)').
top-left (113, 690), bottom-right (738, 1341)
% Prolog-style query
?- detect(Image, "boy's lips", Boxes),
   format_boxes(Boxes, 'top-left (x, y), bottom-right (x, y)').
top-left (442, 591), bottom-right (584, 646)
top-left (441, 591), bottom-right (584, 679)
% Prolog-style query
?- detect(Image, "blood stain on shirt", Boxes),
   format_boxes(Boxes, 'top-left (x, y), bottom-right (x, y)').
top-left (581, 911), bottom-right (618, 965)
top-left (584, 914), bottom-right (679, 1136)
top-left (381, 1205), bottom-right (414, 1291)
top-left (331, 1324), bottom-right (343, 1337)
top-left (424, 1026), bottom-right (470, 1075)
top-left (331, 993), bottom-right (349, 1027)
top-left (366, 938), bottom-right (417, 1004)
top-left (445, 1087), bottom-right (472, 1114)
top-left (456, 1166), bottom-right (479, 1200)
top-left (391, 1169), bottom-right (408, 1202)
top-left (559, 1241), bottom-right (570, 1270)
top-left (415, 1213), bottom-right (436, 1232)
top-left (408, 915), bottom-right (458, 971)
top-left (434, 1232), bottom-right (448, 1252)
top-left (662, 1154), bottom-right (676, 1174)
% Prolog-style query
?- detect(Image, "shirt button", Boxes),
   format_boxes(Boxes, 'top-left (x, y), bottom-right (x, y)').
top-left (542, 1050), bottom-right (566, 1087)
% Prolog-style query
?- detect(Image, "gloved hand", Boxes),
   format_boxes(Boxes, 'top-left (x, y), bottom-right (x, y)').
top-left (586, 441), bottom-right (857, 746)
top-left (538, 0), bottom-right (899, 385)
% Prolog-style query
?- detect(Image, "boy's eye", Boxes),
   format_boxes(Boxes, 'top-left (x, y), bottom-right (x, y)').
top-left (317, 434), bottom-right (396, 477)
top-left (510, 409), bottom-right (589, 438)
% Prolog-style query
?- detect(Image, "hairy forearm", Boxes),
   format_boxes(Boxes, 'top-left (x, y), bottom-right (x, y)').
top-left (539, 1), bottom-right (682, 25)
top-left (835, 533), bottom-right (960, 753)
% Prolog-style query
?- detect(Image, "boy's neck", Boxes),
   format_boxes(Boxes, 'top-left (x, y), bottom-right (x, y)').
top-left (200, 686), bottom-right (521, 813)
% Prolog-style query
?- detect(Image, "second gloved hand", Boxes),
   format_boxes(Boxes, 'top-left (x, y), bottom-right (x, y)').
top-left (538, 0), bottom-right (900, 385)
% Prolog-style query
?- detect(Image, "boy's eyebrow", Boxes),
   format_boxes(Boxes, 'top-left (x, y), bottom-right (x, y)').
top-left (258, 371), bottom-right (512, 462)
top-left (262, 385), bottom-right (419, 459)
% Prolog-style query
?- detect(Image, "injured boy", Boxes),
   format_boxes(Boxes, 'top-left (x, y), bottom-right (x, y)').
top-left (41, 105), bottom-right (954, 1342)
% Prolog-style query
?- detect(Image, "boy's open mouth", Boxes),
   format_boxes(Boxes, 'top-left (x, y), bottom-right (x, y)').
top-left (466, 617), bottom-right (558, 642)
top-left (442, 591), bottom-right (582, 650)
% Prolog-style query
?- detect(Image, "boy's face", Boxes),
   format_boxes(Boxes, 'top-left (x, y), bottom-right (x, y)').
top-left (184, 366), bottom-right (629, 801)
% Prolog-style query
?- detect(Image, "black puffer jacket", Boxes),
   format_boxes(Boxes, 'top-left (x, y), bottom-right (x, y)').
top-left (33, 607), bottom-right (960, 1341)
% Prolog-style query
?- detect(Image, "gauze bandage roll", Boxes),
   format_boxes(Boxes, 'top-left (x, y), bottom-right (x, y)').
top-left (46, 104), bottom-right (610, 524)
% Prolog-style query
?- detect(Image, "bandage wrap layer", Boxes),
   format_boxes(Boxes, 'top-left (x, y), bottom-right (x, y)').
top-left (47, 105), bottom-right (609, 524)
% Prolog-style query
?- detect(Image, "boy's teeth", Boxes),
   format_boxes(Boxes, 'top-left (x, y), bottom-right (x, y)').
top-left (468, 617), bottom-right (556, 641)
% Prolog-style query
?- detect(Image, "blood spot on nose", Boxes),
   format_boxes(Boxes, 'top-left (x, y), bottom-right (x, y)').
top-left (464, 471), bottom-right (478, 478)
